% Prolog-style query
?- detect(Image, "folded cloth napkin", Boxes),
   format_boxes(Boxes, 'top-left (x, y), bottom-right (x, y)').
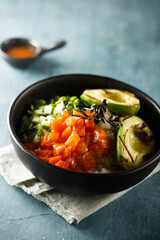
top-left (0, 145), bottom-right (159, 224)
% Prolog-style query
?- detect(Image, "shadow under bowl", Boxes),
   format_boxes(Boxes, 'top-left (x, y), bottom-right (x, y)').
top-left (8, 74), bottom-right (160, 194)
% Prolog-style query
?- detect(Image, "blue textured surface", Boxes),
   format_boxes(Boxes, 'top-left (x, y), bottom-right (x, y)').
top-left (0, 0), bottom-right (160, 239)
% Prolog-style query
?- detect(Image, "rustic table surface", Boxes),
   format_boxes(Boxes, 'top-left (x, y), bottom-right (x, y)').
top-left (0, 0), bottom-right (160, 239)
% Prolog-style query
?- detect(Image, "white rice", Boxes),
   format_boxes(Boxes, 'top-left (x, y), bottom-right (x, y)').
top-left (89, 111), bottom-right (119, 173)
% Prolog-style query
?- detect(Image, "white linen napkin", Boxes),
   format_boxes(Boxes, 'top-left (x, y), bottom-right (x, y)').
top-left (0, 144), bottom-right (159, 224)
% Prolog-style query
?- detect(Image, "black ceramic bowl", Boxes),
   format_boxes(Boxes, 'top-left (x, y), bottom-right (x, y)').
top-left (8, 74), bottom-right (160, 194)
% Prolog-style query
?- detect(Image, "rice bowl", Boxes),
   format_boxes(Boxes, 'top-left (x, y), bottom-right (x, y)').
top-left (8, 74), bottom-right (160, 194)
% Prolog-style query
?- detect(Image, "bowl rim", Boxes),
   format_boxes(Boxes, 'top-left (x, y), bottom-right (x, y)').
top-left (7, 73), bottom-right (160, 177)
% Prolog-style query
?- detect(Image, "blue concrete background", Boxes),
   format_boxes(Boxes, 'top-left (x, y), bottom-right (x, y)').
top-left (0, 0), bottom-right (160, 239)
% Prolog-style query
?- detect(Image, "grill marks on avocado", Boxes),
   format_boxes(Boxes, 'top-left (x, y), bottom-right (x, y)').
top-left (83, 93), bottom-right (102, 103)
top-left (119, 135), bottom-right (134, 163)
top-left (116, 116), bottom-right (155, 169)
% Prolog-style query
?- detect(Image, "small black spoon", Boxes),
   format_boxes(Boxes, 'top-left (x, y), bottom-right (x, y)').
top-left (0, 37), bottom-right (66, 68)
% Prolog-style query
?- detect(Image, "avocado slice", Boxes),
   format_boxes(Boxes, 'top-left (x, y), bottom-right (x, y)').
top-left (80, 89), bottom-right (140, 116)
top-left (117, 116), bottom-right (155, 169)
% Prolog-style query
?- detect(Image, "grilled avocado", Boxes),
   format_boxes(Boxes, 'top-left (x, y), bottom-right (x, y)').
top-left (117, 116), bottom-right (155, 169)
top-left (80, 89), bottom-right (140, 116)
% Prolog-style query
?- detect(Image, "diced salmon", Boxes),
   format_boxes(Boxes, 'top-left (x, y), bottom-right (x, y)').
top-left (65, 131), bottom-right (80, 151)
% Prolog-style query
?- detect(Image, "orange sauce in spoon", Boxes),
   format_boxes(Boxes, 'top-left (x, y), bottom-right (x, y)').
top-left (5, 45), bottom-right (36, 58)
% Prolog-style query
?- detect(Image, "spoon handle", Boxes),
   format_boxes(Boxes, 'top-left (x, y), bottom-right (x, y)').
top-left (40, 40), bottom-right (66, 54)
